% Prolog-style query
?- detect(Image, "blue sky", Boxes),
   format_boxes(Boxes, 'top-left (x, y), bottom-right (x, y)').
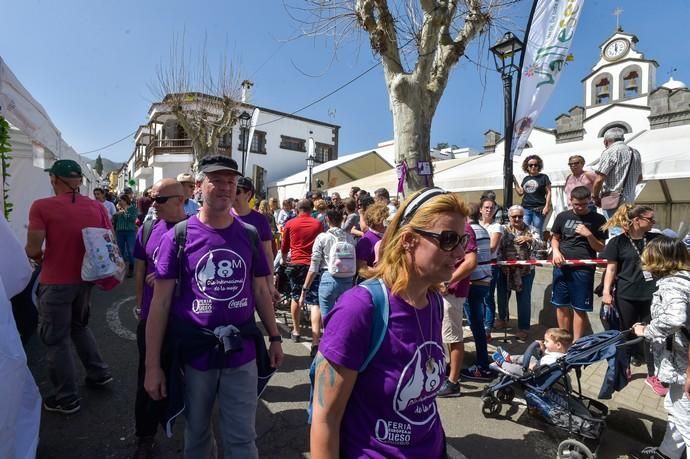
top-left (1, 0), bottom-right (688, 164)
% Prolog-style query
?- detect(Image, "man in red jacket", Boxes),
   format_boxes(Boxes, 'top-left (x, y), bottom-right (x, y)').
top-left (280, 199), bottom-right (323, 343)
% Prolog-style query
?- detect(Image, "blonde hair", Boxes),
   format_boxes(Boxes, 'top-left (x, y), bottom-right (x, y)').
top-left (258, 199), bottom-right (270, 215)
top-left (601, 204), bottom-right (654, 232)
top-left (364, 203), bottom-right (389, 228)
top-left (545, 328), bottom-right (573, 347)
top-left (641, 236), bottom-right (690, 277)
top-left (314, 199), bottom-right (328, 212)
top-left (369, 189), bottom-right (469, 296)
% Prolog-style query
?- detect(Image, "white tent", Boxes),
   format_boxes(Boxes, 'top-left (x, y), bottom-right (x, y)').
top-left (0, 56), bottom-right (99, 244)
top-left (268, 149), bottom-right (394, 202)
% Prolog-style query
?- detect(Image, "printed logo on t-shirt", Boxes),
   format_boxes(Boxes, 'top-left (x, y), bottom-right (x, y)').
top-left (523, 179), bottom-right (539, 194)
top-left (151, 247), bottom-right (160, 266)
top-left (392, 341), bottom-right (445, 426)
top-left (194, 249), bottom-right (247, 301)
top-left (192, 299), bottom-right (214, 314)
top-left (563, 219), bottom-right (586, 237)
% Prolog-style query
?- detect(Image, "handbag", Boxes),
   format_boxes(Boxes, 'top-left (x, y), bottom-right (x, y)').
top-left (81, 209), bottom-right (126, 290)
top-left (600, 148), bottom-right (634, 210)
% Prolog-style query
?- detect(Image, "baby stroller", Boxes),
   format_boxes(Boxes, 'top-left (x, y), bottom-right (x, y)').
top-left (481, 330), bottom-right (643, 459)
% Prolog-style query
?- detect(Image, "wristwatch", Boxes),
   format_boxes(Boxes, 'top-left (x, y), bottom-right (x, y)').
top-left (269, 335), bottom-right (283, 343)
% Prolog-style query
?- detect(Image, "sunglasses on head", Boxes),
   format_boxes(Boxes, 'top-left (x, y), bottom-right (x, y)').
top-left (412, 228), bottom-right (468, 252)
top-left (153, 195), bottom-right (181, 204)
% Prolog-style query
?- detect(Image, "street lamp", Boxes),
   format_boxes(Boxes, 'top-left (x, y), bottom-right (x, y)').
top-left (306, 136), bottom-right (315, 196)
top-left (490, 31), bottom-right (523, 219)
top-left (238, 110), bottom-right (252, 175)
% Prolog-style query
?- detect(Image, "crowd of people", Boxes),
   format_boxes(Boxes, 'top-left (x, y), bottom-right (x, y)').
top-left (0, 126), bottom-right (688, 459)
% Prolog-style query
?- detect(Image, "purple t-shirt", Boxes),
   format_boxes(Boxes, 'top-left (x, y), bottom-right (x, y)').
top-left (356, 230), bottom-right (382, 267)
top-left (156, 215), bottom-right (271, 370)
top-left (320, 286), bottom-right (446, 458)
top-left (447, 223), bottom-right (477, 298)
top-left (133, 219), bottom-right (177, 320)
top-left (231, 209), bottom-right (273, 242)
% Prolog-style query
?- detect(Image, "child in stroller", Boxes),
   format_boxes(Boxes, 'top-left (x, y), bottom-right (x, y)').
top-left (491, 328), bottom-right (573, 377)
top-left (482, 329), bottom-right (642, 458)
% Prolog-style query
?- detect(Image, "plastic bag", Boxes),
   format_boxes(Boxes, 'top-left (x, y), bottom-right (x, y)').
top-left (81, 227), bottom-right (125, 289)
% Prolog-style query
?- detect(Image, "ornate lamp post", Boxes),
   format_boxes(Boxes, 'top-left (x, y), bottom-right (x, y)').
top-left (490, 32), bottom-right (523, 218)
top-left (238, 111), bottom-right (252, 175)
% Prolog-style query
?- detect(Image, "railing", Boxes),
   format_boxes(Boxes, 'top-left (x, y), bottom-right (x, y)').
top-left (143, 138), bottom-right (232, 160)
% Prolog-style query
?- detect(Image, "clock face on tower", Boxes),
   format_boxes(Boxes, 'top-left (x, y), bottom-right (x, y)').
top-left (603, 39), bottom-right (629, 61)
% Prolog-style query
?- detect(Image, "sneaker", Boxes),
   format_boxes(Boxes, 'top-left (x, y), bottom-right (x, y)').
top-left (43, 396), bottom-right (81, 415)
top-left (437, 380), bottom-right (461, 397)
top-left (85, 374), bottom-right (113, 388)
top-left (494, 319), bottom-right (508, 330)
top-left (629, 446), bottom-right (670, 459)
top-left (460, 365), bottom-right (497, 382)
top-left (645, 376), bottom-right (669, 397)
top-left (492, 347), bottom-right (511, 365)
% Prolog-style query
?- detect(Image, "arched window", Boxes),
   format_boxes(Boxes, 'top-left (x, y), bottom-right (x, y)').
top-left (620, 65), bottom-right (642, 99)
top-left (593, 74), bottom-right (612, 105)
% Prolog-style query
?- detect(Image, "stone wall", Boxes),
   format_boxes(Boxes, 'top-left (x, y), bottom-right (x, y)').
top-left (648, 87), bottom-right (690, 129)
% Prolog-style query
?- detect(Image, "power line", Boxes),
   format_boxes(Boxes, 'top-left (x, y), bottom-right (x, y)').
top-left (80, 130), bottom-right (137, 156)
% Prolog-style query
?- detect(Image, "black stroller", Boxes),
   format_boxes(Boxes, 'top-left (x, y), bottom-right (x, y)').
top-left (481, 329), bottom-right (642, 459)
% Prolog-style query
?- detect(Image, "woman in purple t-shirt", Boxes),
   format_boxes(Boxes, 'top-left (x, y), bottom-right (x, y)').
top-left (311, 188), bottom-right (469, 458)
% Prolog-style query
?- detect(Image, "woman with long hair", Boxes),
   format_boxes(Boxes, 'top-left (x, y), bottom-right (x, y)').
top-left (632, 236), bottom-right (690, 459)
top-left (311, 188), bottom-right (468, 458)
top-left (602, 204), bottom-right (663, 393)
top-left (513, 154), bottom-right (551, 235)
top-left (478, 197), bottom-right (504, 331)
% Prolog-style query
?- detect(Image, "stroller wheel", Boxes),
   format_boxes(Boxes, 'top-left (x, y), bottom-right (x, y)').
top-left (481, 397), bottom-right (501, 418)
top-left (557, 439), bottom-right (594, 459)
top-left (496, 387), bottom-right (515, 403)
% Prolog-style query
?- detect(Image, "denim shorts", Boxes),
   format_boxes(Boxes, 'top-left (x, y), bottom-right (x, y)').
top-left (551, 267), bottom-right (595, 312)
top-left (285, 264), bottom-right (320, 304)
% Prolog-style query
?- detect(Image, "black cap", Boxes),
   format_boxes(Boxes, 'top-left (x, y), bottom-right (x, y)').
top-left (198, 155), bottom-right (241, 175)
top-left (237, 176), bottom-right (254, 192)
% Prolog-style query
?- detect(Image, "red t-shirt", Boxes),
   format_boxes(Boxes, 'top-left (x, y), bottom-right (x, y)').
top-left (280, 213), bottom-right (323, 266)
top-left (28, 193), bottom-right (111, 284)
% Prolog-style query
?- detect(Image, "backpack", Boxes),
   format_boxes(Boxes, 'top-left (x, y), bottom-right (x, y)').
top-left (326, 230), bottom-right (356, 278)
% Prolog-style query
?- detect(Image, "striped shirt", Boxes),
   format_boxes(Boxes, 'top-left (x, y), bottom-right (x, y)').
top-left (114, 203), bottom-right (138, 232)
top-left (594, 141), bottom-right (642, 203)
top-left (469, 222), bottom-right (492, 282)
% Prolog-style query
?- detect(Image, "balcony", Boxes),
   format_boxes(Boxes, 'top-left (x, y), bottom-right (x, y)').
top-left (145, 138), bottom-right (232, 160)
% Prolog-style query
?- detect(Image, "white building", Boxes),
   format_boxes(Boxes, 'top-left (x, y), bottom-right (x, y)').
top-left (432, 27), bottom-right (690, 229)
top-left (119, 87), bottom-right (339, 198)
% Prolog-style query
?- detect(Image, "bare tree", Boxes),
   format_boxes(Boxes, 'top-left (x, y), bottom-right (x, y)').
top-left (288, 0), bottom-right (516, 192)
top-left (154, 36), bottom-right (242, 161)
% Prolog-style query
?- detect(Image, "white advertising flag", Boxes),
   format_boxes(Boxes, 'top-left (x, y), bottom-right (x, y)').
top-left (243, 108), bottom-right (261, 174)
top-left (512, 0), bottom-right (584, 156)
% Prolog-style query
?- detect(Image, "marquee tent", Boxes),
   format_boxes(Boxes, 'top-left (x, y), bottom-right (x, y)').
top-left (0, 56), bottom-right (99, 243)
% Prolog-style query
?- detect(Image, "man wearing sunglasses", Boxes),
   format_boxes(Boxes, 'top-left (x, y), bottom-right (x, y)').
top-left (177, 172), bottom-right (200, 217)
top-left (131, 178), bottom-right (187, 456)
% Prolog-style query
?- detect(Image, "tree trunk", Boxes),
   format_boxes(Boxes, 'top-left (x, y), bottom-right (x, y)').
top-left (391, 84), bottom-right (437, 195)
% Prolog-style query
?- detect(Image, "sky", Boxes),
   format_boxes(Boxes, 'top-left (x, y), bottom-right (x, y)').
top-left (1, 0), bottom-right (689, 165)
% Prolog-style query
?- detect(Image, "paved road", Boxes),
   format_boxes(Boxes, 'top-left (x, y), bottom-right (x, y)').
top-left (27, 278), bottom-right (654, 458)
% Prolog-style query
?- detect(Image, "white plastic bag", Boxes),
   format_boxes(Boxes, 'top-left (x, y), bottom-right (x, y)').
top-left (81, 227), bottom-right (126, 287)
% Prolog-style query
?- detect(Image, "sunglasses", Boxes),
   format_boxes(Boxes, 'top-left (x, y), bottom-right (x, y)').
top-left (527, 163), bottom-right (539, 168)
top-left (412, 228), bottom-right (468, 252)
top-left (153, 195), bottom-right (181, 204)
top-left (639, 216), bottom-right (656, 224)
top-left (568, 162), bottom-right (583, 166)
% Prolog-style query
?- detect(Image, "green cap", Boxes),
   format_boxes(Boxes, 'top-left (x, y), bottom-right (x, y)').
top-left (45, 159), bottom-right (83, 178)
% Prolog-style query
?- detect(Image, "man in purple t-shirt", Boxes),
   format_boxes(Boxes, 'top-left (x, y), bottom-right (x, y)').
top-left (132, 178), bottom-right (187, 455)
top-left (144, 156), bottom-right (284, 458)
top-left (232, 176), bottom-right (279, 303)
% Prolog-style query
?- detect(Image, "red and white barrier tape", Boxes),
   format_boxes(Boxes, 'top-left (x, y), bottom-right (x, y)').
top-left (492, 259), bottom-right (608, 266)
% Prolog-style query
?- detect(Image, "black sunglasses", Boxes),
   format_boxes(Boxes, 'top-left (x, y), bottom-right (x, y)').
top-left (527, 163), bottom-right (540, 168)
top-left (153, 195), bottom-right (181, 204)
top-left (412, 228), bottom-right (468, 252)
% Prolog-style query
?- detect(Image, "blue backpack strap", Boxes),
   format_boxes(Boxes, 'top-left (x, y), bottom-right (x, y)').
top-left (358, 278), bottom-right (390, 372)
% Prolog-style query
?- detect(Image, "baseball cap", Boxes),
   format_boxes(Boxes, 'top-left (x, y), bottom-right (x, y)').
top-left (45, 159), bottom-right (82, 178)
top-left (237, 177), bottom-right (254, 192)
top-left (176, 172), bottom-right (195, 183)
top-left (198, 155), bottom-right (241, 175)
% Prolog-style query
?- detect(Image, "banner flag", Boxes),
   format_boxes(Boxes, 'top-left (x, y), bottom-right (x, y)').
top-left (243, 108), bottom-right (260, 174)
top-left (512, 0), bottom-right (584, 156)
